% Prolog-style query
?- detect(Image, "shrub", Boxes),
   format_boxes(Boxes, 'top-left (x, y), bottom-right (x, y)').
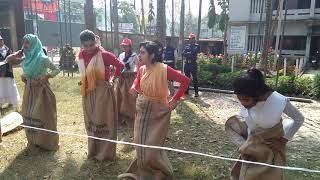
top-left (313, 74), bottom-right (320, 99)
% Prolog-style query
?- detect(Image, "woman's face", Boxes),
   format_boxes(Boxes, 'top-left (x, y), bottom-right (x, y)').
top-left (237, 94), bottom-right (257, 109)
top-left (138, 46), bottom-right (152, 65)
top-left (23, 39), bottom-right (31, 49)
top-left (82, 40), bottom-right (97, 55)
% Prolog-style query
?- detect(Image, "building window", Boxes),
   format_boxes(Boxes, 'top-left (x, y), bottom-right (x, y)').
top-left (316, 0), bottom-right (320, 8)
top-left (250, 0), bottom-right (264, 13)
top-left (273, 36), bottom-right (307, 50)
top-left (247, 36), bottom-right (263, 52)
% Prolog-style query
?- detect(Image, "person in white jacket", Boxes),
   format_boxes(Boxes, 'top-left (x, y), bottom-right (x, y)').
top-left (116, 38), bottom-right (139, 129)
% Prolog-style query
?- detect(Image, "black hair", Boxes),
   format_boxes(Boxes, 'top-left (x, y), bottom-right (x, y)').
top-left (139, 41), bottom-right (163, 63)
top-left (232, 68), bottom-right (272, 99)
top-left (80, 30), bottom-right (96, 43)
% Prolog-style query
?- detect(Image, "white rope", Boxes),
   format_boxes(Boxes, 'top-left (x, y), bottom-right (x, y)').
top-left (19, 124), bottom-right (320, 174)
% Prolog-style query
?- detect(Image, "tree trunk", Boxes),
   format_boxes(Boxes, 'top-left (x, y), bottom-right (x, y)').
top-left (260, 0), bottom-right (272, 73)
top-left (112, 0), bottom-right (119, 54)
top-left (197, 0), bottom-right (202, 41)
top-left (171, 0), bottom-right (175, 38)
top-left (141, 0), bottom-right (146, 37)
top-left (223, 13), bottom-right (228, 62)
top-left (179, 0), bottom-right (185, 71)
top-left (84, 0), bottom-right (95, 31)
top-left (156, 0), bottom-right (166, 43)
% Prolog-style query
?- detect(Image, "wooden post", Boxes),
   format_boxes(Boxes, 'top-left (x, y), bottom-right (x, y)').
top-left (299, 57), bottom-right (303, 73)
top-left (295, 59), bottom-right (299, 76)
top-left (284, 58), bottom-right (287, 76)
top-left (231, 56), bottom-right (235, 72)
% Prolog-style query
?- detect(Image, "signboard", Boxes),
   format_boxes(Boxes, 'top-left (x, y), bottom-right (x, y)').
top-left (230, 26), bottom-right (247, 50)
top-left (119, 23), bottom-right (134, 33)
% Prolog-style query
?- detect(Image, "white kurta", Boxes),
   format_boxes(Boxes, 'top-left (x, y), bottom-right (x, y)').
top-left (0, 48), bottom-right (20, 107)
top-left (239, 91), bottom-right (304, 141)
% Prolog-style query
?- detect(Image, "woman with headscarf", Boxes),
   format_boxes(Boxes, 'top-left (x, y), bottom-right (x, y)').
top-left (118, 41), bottom-right (190, 180)
top-left (6, 34), bottom-right (60, 151)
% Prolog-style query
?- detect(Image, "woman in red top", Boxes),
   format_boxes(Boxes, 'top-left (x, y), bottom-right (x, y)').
top-left (77, 30), bottom-right (124, 162)
top-left (118, 41), bottom-right (190, 180)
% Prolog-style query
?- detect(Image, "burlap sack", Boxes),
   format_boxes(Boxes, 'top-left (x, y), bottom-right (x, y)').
top-left (83, 80), bottom-right (117, 161)
top-left (225, 116), bottom-right (286, 180)
top-left (21, 79), bottom-right (59, 151)
top-left (115, 72), bottom-right (137, 128)
top-left (119, 95), bottom-right (173, 180)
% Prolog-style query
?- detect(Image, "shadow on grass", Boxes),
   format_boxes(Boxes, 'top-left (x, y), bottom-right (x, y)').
top-left (0, 148), bottom-right (59, 179)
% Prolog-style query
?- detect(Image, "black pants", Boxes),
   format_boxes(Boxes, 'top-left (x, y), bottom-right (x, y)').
top-left (184, 63), bottom-right (198, 95)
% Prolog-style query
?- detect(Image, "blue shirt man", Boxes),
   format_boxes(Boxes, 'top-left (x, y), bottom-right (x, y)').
top-left (183, 33), bottom-right (200, 97)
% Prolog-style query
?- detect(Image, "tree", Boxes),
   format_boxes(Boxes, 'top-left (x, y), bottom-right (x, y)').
top-left (148, 0), bottom-right (155, 24)
top-left (84, 0), bottom-right (95, 31)
top-left (207, 0), bottom-right (216, 37)
top-left (260, 0), bottom-right (273, 73)
top-left (118, 1), bottom-right (139, 33)
top-left (141, 0), bottom-right (146, 35)
top-left (156, 0), bottom-right (166, 43)
top-left (179, 0), bottom-right (185, 60)
top-left (111, 0), bottom-right (120, 53)
top-left (217, 0), bottom-right (229, 61)
top-left (171, 0), bottom-right (175, 37)
top-left (197, 0), bottom-right (203, 40)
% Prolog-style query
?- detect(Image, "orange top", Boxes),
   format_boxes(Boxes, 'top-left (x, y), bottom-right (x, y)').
top-left (78, 52), bottom-right (105, 96)
top-left (140, 63), bottom-right (170, 103)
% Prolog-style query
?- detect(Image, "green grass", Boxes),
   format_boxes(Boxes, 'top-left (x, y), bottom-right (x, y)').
top-left (0, 68), bottom-right (319, 179)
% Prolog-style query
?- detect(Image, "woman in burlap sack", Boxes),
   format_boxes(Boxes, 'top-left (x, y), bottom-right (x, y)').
top-left (6, 34), bottom-right (60, 151)
top-left (116, 38), bottom-right (139, 128)
top-left (77, 30), bottom-right (124, 162)
top-left (118, 41), bottom-right (190, 180)
top-left (225, 69), bottom-right (304, 180)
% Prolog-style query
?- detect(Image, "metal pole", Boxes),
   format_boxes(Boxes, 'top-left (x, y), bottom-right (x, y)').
top-left (254, 0), bottom-right (265, 61)
top-left (58, 0), bottom-right (63, 48)
top-left (110, 0), bottom-right (114, 49)
top-left (68, 0), bottom-right (72, 46)
top-left (105, 0), bottom-right (108, 49)
top-left (64, 0), bottom-right (68, 44)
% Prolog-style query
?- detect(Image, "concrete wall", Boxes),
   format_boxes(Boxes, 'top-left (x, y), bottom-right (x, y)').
top-left (229, 0), bottom-right (251, 22)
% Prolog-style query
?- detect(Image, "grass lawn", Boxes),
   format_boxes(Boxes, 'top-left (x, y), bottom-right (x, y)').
top-left (0, 68), bottom-right (320, 179)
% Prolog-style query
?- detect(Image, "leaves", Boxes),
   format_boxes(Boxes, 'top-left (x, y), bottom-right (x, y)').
top-left (207, 0), bottom-right (217, 29)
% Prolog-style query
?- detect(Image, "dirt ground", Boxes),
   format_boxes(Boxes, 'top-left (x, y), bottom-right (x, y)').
top-left (0, 69), bottom-right (320, 179)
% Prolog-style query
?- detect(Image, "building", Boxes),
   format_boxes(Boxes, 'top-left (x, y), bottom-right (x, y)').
top-left (228, 0), bottom-right (320, 60)
top-left (0, 0), bottom-right (25, 50)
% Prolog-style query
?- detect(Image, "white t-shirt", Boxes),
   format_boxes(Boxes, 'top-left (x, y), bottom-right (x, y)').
top-left (118, 52), bottom-right (138, 72)
top-left (239, 91), bottom-right (304, 140)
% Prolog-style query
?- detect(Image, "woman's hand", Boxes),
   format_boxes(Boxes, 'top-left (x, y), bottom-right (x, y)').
top-left (38, 75), bottom-right (51, 83)
top-left (129, 88), bottom-right (138, 97)
top-left (7, 50), bottom-right (24, 65)
top-left (21, 75), bottom-right (27, 84)
top-left (169, 99), bottom-right (180, 111)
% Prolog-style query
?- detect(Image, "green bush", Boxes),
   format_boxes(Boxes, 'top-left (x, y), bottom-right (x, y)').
top-left (267, 76), bottom-right (313, 97)
top-left (212, 71), bottom-right (246, 90)
top-left (313, 74), bottom-right (320, 99)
